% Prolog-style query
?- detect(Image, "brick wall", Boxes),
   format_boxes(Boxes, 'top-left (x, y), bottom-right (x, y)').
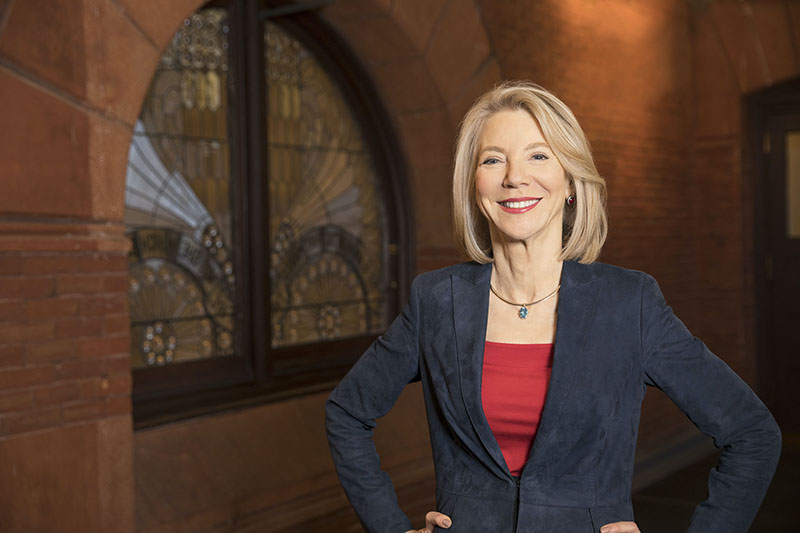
top-left (0, 0), bottom-right (184, 528)
top-left (2, 0), bottom-right (798, 530)
top-left (0, 225), bottom-right (134, 532)
top-left (690, 0), bottom-right (800, 385)
top-left (0, 240), bottom-right (131, 436)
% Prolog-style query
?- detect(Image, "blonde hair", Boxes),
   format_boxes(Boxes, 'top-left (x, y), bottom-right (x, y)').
top-left (452, 81), bottom-right (607, 264)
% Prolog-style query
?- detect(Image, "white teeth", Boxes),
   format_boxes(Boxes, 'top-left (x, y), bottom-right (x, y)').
top-left (500, 199), bottom-right (539, 208)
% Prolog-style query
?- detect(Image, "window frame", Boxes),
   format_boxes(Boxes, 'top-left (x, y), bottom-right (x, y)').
top-left (131, 0), bottom-right (412, 428)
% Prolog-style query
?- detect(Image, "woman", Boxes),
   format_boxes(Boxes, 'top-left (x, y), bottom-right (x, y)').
top-left (326, 81), bottom-right (781, 532)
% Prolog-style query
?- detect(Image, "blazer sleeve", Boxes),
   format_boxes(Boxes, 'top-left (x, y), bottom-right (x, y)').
top-left (640, 273), bottom-right (781, 532)
top-left (325, 275), bottom-right (423, 533)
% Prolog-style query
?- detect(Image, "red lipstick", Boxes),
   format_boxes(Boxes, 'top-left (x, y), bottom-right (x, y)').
top-left (497, 197), bottom-right (540, 214)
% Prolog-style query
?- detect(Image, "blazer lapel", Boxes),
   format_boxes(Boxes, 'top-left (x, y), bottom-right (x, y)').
top-left (525, 260), bottom-right (601, 473)
top-left (451, 260), bottom-right (602, 479)
top-left (451, 262), bottom-right (510, 477)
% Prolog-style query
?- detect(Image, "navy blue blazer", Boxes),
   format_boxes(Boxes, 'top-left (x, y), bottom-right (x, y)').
top-left (326, 261), bottom-right (781, 532)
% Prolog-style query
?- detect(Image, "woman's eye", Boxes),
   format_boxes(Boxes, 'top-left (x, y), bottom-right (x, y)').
top-left (531, 153), bottom-right (549, 161)
top-left (482, 157), bottom-right (501, 165)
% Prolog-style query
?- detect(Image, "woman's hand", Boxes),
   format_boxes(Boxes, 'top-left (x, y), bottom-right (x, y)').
top-left (600, 522), bottom-right (640, 533)
top-left (404, 511), bottom-right (452, 533)
top-left (406, 515), bottom-right (638, 532)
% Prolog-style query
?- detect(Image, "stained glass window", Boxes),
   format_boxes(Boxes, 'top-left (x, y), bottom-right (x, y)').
top-left (125, 8), bottom-right (235, 369)
top-left (123, 2), bottom-right (405, 418)
top-left (265, 22), bottom-right (390, 347)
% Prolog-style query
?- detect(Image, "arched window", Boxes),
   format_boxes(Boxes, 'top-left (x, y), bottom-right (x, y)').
top-left (124, 1), bottom-right (409, 425)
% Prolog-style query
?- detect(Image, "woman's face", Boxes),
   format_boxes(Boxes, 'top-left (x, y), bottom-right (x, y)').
top-left (474, 109), bottom-right (569, 248)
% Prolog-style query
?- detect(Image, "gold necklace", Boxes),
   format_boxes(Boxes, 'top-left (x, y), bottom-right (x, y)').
top-left (489, 283), bottom-right (561, 319)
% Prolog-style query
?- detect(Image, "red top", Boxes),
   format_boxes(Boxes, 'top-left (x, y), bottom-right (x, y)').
top-left (481, 341), bottom-right (554, 476)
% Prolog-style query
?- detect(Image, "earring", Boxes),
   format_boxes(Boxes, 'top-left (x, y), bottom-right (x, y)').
top-left (566, 195), bottom-right (576, 206)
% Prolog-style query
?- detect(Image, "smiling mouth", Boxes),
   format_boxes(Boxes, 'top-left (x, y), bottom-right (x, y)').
top-left (498, 199), bottom-right (540, 209)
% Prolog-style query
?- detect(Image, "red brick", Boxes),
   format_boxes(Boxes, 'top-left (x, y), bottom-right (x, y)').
top-left (61, 399), bottom-right (106, 423)
top-left (373, 59), bottom-right (443, 114)
top-left (19, 254), bottom-right (81, 275)
top-left (707, 2), bottom-right (770, 92)
top-left (102, 314), bottom-right (130, 336)
top-left (77, 376), bottom-right (109, 400)
top-left (107, 374), bottom-right (131, 396)
top-left (324, 13), bottom-right (416, 66)
top-left (0, 390), bottom-right (33, 412)
top-left (750, 2), bottom-right (799, 85)
top-left (0, 233), bottom-right (131, 254)
top-left (789, 2), bottom-right (800, 66)
top-left (445, 56), bottom-right (503, 132)
top-left (0, 255), bottom-right (23, 275)
top-left (115, 0), bottom-right (200, 51)
top-left (102, 274), bottom-right (129, 293)
top-left (407, 162), bottom-right (453, 250)
top-left (0, 323), bottom-right (55, 344)
top-left (0, 344), bottom-right (25, 366)
top-left (54, 317), bottom-right (104, 340)
top-left (32, 382), bottom-right (80, 406)
top-left (76, 253), bottom-right (128, 274)
top-left (88, 116), bottom-right (131, 222)
top-left (105, 395), bottom-right (131, 417)
top-left (0, 365), bottom-right (56, 389)
top-left (56, 274), bottom-right (106, 295)
top-left (0, 277), bottom-right (57, 299)
top-left (424, 0), bottom-right (491, 102)
top-left (15, 253), bottom-right (123, 279)
top-left (390, 0), bottom-right (447, 52)
top-left (55, 359), bottom-right (105, 380)
top-left (75, 335), bottom-right (129, 358)
top-left (26, 339), bottom-right (76, 364)
top-left (25, 297), bottom-right (80, 321)
top-left (0, 71), bottom-right (92, 218)
top-left (81, 0), bottom-right (162, 124)
top-left (104, 355), bottom-right (131, 375)
top-left (77, 295), bottom-right (128, 317)
top-left (0, 0), bottom-right (87, 100)
top-left (395, 110), bottom-right (455, 168)
top-left (0, 407), bottom-right (61, 436)
top-left (0, 300), bottom-right (22, 322)
top-left (321, 0), bottom-right (392, 21)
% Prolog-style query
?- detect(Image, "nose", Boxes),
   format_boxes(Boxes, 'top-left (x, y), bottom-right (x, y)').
top-left (503, 159), bottom-right (530, 188)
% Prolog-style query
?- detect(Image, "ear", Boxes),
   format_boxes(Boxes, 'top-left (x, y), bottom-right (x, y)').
top-left (566, 175), bottom-right (576, 198)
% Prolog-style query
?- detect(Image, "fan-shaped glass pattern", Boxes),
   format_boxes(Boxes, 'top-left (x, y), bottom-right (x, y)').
top-left (266, 22), bottom-right (390, 347)
top-left (124, 8), bottom-right (235, 368)
top-left (124, 8), bottom-right (394, 370)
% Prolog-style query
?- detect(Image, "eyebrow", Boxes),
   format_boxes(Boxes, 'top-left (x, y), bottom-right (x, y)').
top-left (479, 142), bottom-right (550, 154)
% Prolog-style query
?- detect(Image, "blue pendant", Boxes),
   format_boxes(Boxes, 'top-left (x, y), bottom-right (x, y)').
top-left (518, 306), bottom-right (528, 319)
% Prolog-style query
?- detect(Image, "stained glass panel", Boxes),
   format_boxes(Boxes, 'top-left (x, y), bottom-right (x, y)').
top-left (786, 132), bottom-right (800, 238)
top-left (265, 22), bottom-right (390, 347)
top-left (124, 8), bottom-right (237, 368)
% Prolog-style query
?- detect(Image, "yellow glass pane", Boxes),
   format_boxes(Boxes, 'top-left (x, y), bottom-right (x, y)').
top-left (124, 8), bottom-right (236, 368)
top-left (265, 22), bottom-right (389, 347)
top-left (786, 132), bottom-right (800, 238)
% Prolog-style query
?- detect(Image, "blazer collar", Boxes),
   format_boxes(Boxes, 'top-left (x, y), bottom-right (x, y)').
top-left (451, 260), bottom-right (600, 479)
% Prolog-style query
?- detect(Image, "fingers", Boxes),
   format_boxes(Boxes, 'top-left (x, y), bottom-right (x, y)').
top-left (424, 511), bottom-right (452, 531)
top-left (600, 521), bottom-right (640, 533)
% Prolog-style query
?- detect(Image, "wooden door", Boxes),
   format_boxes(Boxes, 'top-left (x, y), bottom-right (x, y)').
top-left (758, 107), bottom-right (800, 431)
